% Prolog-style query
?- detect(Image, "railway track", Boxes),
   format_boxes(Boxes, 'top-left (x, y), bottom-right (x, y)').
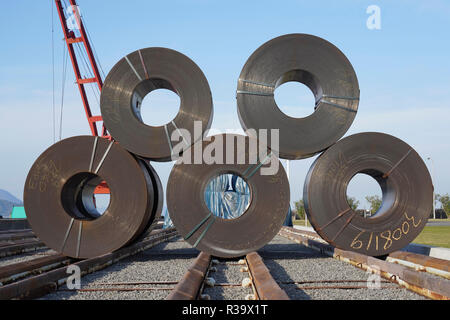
top-left (167, 251), bottom-right (289, 300)
top-left (0, 226), bottom-right (448, 300)
top-left (0, 239), bottom-right (46, 258)
top-left (0, 228), bottom-right (177, 299)
top-left (165, 228), bottom-right (449, 301)
top-left (279, 227), bottom-right (450, 300)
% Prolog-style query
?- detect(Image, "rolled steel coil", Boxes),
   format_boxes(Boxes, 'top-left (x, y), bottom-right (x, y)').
top-left (24, 136), bottom-right (157, 258)
top-left (100, 47), bottom-right (214, 161)
top-left (237, 33), bottom-right (359, 160)
top-left (166, 134), bottom-right (290, 258)
top-left (132, 160), bottom-right (164, 241)
top-left (303, 132), bottom-right (433, 256)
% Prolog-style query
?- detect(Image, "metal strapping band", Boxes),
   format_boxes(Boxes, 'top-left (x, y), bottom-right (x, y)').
top-left (171, 120), bottom-right (190, 147)
top-left (239, 79), bottom-right (274, 88)
top-left (321, 95), bottom-right (359, 101)
top-left (138, 50), bottom-right (150, 79)
top-left (320, 100), bottom-right (357, 113)
top-left (125, 56), bottom-right (143, 81)
top-left (382, 149), bottom-right (412, 179)
top-left (89, 136), bottom-right (98, 172)
top-left (164, 124), bottom-right (173, 155)
top-left (184, 212), bottom-right (212, 241)
top-left (94, 141), bottom-right (114, 174)
top-left (316, 208), bottom-right (351, 232)
top-left (193, 217), bottom-right (216, 248)
top-left (76, 221), bottom-right (82, 258)
top-left (61, 218), bottom-right (75, 252)
top-left (244, 152), bottom-right (272, 179)
top-left (236, 90), bottom-right (274, 97)
top-left (331, 211), bottom-right (357, 242)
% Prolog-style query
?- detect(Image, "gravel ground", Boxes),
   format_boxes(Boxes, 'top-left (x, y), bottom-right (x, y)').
top-left (202, 260), bottom-right (254, 300)
top-left (0, 248), bottom-right (57, 267)
top-left (259, 235), bottom-right (427, 300)
top-left (15, 233), bottom-right (430, 300)
top-left (41, 237), bottom-right (199, 300)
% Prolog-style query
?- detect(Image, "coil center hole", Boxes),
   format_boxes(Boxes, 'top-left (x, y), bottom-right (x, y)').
top-left (274, 69), bottom-right (322, 119)
top-left (274, 81), bottom-right (316, 118)
top-left (204, 173), bottom-right (251, 220)
top-left (346, 172), bottom-right (384, 218)
top-left (132, 78), bottom-right (180, 127)
top-left (139, 89), bottom-right (180, 127)
top-left (61, 172), bottom-right (110, 220)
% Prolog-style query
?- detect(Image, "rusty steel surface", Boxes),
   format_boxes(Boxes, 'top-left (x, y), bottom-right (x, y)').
top-left (167, 134), bottom-right (290, 258)
top-left (23, 136), bottom-right (159, 258)
top-left (0, 232), bottom-right (35, 242)
top-left (0, 254), bottom-right (70, 285)
top-left (237, 33), bottom-right (359, 160)
top-left (246, 252), bottom-right (289, 300)
top-left (303, 132), bottom-right (433, 256)
top-left (389, 251), bottom-right (450, 273)
top-left (387, 251), bottom-right (450, 279)
top-left (279, 227), bottom-right (450, 300)
top-left (0, 229), bottom-right (32, 235)
top-left (0, 228), bottom-right (177, 300)
top-left (166, 252), bottom-right (211, 300)
top-left (0, 241), bottom-right (46, 258)
top-left (0, 238), bottom-right (41, 248)
top-left (100, 47), bottom-right (213, 161)
top-left (60, 287), bottom-right (174, 292)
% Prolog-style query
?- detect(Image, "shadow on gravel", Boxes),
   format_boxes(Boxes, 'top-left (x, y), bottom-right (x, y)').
top-left (40, 237), bottom-right (198, 300)
top-left (264, 259), bottom-right (311, 300)
top-left (257, 242), bottom-right (331, 300)
top-left (258, 243), bottom-right (327, 260)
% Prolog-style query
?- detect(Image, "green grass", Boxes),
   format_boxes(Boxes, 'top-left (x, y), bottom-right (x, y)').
top-left (413, 226), bottom-right (450, 248)
top-left (292, 219), bottom-right (312, 228)
top-left (428, 218), bottom-right (450, 222)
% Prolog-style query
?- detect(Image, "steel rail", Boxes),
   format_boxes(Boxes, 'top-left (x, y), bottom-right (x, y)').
top-left (0, 254), bottom-right (71, 285)
top-left (0, 228), bottom-right (177, 300)
top-left (0, 238), bottom-right (41, 248)
top-left (246, 252), bottom-right (289, 300)
top-left (279, 227), bottom-right (450, 300)
top-left (283, 227), bottom-right (450, 279)
top-left (0, 229), bottom-right (32, 235)
top-left (0, 240), bottom-right (46, 258)
top-left (387, 251), bottom-right (450, 279)
top-left (0, 232), bottom-right (36, 242)
top-left (166, 252), bottom-right (212, 300)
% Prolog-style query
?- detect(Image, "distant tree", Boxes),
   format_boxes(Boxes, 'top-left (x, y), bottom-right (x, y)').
top-left (294, 200), bottom-right (306, 220)
top-left (436, 194), bottom-right (450, 215)
top-left (347, 197), bottom-right (360, 211)
top-left (365, 195), bottom-right (382, 214)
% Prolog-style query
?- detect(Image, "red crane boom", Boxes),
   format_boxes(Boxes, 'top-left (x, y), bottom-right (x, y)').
top-left (54, 0), bottom-right (109, 194)
top-left (54, 0), bottom-right (108, 138)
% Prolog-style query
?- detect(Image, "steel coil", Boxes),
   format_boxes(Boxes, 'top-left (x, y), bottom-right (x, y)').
top-left (132, 160), bottom-right (164, 240)
top-left (100, 47), bottom-right (213, 161)
top-left (166, 134), bottom-right (290, 258)
top-left (303, 132), bottom-right (433, 256)
top-left (24, 136), bottom-right (156, 258)
top-left (237, 34), bottom-right (359, 159)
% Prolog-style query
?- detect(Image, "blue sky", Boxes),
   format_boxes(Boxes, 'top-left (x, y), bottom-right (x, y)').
top-left (0, 0), bottom-right (449, 211)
